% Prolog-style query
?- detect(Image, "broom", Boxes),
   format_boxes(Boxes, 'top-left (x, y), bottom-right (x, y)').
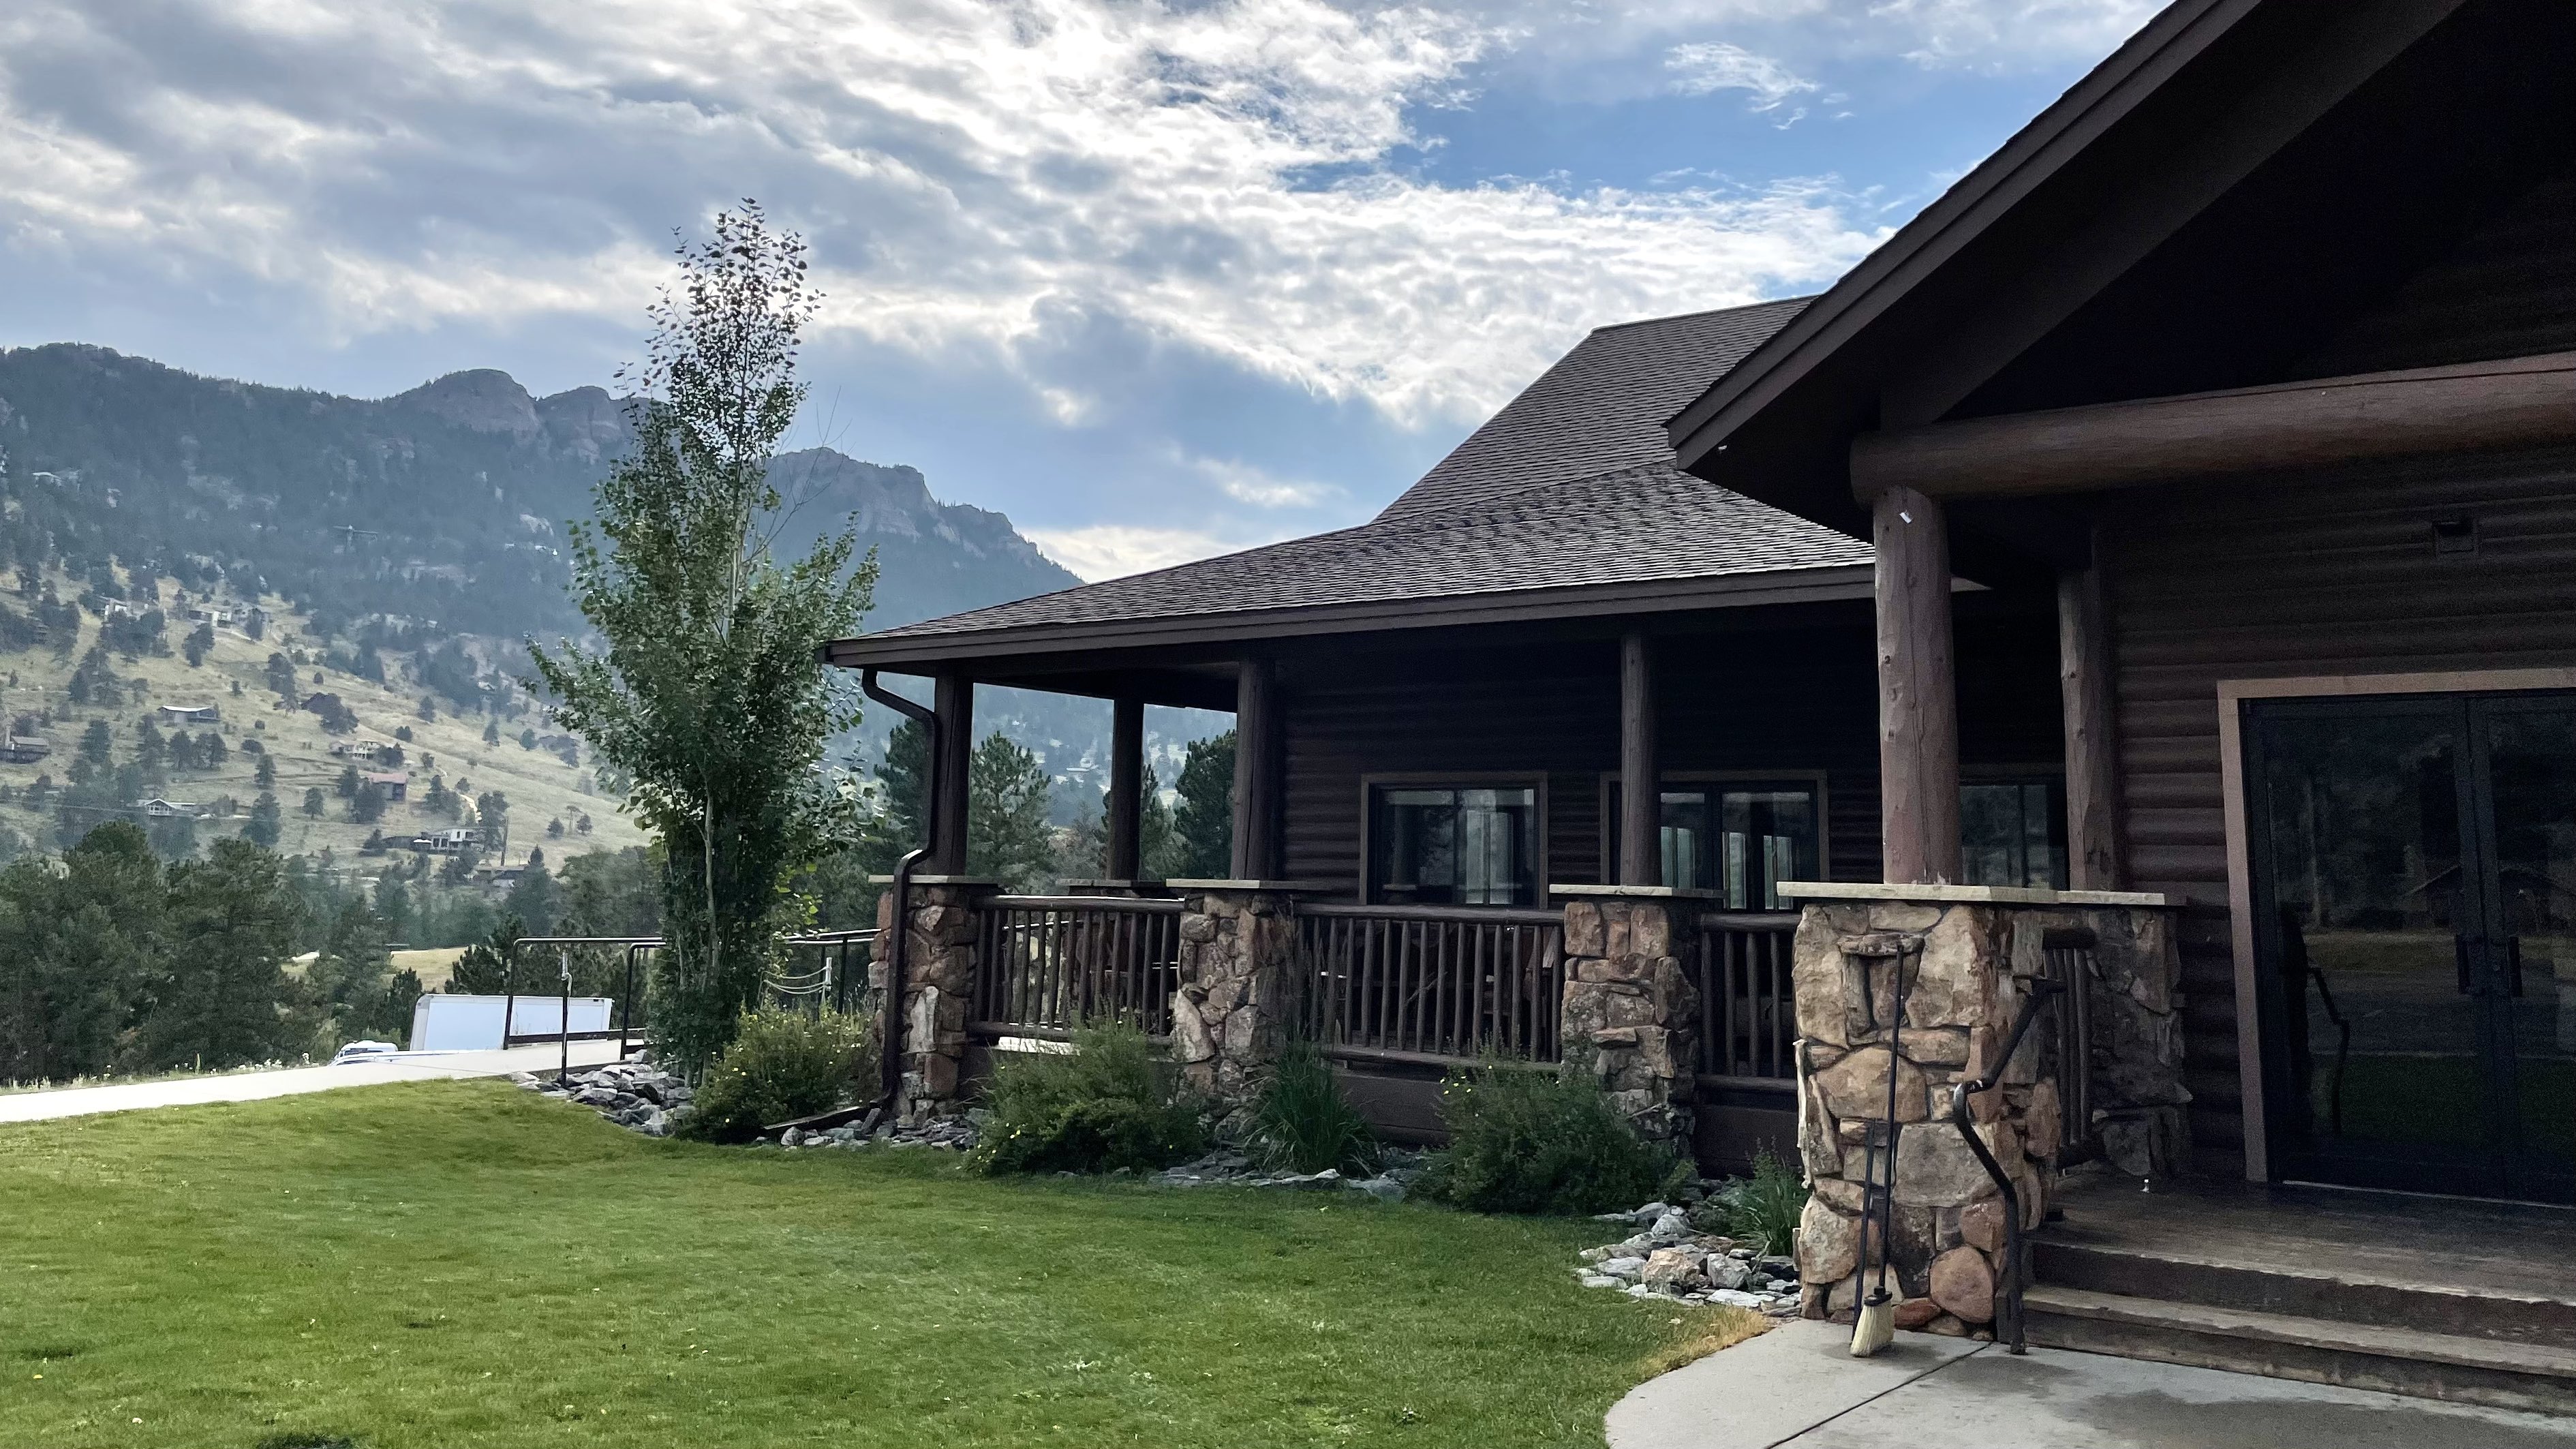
top-left (1850, 941), bottom-right (1916, 1358)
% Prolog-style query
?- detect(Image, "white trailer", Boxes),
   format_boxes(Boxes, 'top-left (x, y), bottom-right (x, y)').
top-left (409, 993), bottom-right (616, 1052)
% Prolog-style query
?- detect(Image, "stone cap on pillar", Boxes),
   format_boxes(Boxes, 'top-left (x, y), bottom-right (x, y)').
top-left (1775, 880), bottom-right (2177, 909)
top-left (1163, 878), bottom-right (1338, 893)
top-left (864, 874), bottom-right (1005, 888)
top-left (1547, 883), bottom-right (1719, 900)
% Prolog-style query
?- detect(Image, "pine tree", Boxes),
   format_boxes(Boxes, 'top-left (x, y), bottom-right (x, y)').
top-left (140, 839), bottom-right (305, 1070)
top-left (966, 731), bottom-right (1056, 891)
top-left (1174, 730), bottom-right (1236, 879)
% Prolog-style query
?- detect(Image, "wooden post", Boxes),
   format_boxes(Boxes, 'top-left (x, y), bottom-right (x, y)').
top-left (1229, 655), bottom-right (1278, 880)
top-left (1873, 485), bottom-right (1962, 885)
top-left (1619, 631), bottom-right (1659, 887)
top-left (2058, 549), bottom-right (2125, 891)
top-left (1107, 694), bottom-right (1144, 881)
top-left (929, 673), bottom-right (974, 874)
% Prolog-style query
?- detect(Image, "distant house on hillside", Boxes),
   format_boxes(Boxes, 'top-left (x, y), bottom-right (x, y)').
top-left (363, 770), bottom-right (410, 802)
top-left (412, 826), bottom-right (485, 855)
top-left (185, 605), bottom-right (236, 628)
top-left (328, 738), bottom-right (401, 763)
top-left (136, 799), bottom-right (202, 819)
top-left (0, 732), bottom-right (48, 764)
top-left (157, 704), bottom-right (221, 726)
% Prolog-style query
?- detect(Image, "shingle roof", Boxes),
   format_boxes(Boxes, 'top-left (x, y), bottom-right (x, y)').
top-left (838, 297), bottom-right (1868, 651)
top-left (1379, 296), bottom-right (1814, 521)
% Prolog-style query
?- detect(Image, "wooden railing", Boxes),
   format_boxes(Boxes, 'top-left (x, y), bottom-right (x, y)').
top-left (970, 896), bottom-right (1184, 1039)
top-left (1689, 912), bottom-right (1800, 1084)
top-left (1295, 904), bottom-right (1567, 1065)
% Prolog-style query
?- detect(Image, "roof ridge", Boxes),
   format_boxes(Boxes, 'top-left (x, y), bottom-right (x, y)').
top-left (1585, 295), bottom-right (1813, 337)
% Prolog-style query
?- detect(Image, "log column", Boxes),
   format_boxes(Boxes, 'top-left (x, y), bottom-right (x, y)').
top-left (2056, 550), bottom-right (2125, 891)
top-left (1106, 694), bottom-right (1145, 881)
top-left (1619, 631), bottom-right (1660, 886)
top-left (1872, 485), bottom-right (1962, 885)
top-left (1229, 655), bottom-right (1281, 880)
top-left (928, 673), bottom-right (974, 874)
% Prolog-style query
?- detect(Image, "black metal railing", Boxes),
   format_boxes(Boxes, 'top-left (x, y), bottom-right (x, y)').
top-left (1949, 973), bottom-right (2064, 1356)
top-left (1689, 912), bottom-right (1800, 1083)
top-left (766, 928), bottom-right (880, 1016)
top-left (1295, 904), bottom-right (1565, 1065)
top-left (2040, 928), bottom-right (2098, 1161)
top-left (970, 896), bottom-right (1185, 1038)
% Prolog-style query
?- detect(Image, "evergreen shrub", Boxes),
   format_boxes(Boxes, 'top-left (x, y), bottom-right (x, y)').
top-left (1414, 1058), bottom-right (1691, 1215)
top-left (972, 1020), bottom-right (1206, 1175)
top-left (1704, 1147), bottom-right (1807, 1255)
top-left (1248, 1037), bottom-right (1379, 1176)
top-left (679, 1009), bottom-right (872, 1142)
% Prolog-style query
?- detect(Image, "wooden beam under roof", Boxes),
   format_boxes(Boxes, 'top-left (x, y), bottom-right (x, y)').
top-left (1850, 350), bottom-right (2576, 501)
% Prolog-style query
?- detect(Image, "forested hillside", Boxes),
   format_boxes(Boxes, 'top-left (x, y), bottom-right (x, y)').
top-left (0, 344), bottom-right (1081, 643)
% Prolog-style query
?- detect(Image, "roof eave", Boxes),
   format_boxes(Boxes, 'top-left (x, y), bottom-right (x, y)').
top-left (821, 563), bottom-right (1877, 671)
top-left (1664, 0), bottom-right (2256, 473)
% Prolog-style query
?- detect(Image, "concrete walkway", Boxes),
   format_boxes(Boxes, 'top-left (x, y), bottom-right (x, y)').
top-left (1609, 1320), bottom-right (2576, 1448)
top-left (0, 1041), bottom-right (632, 1124)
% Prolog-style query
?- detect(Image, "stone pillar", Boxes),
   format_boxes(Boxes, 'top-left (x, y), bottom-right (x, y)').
top-left (1779, 882), bottom-right (2179, 1338)
top-left (1168, 881), bottom-right (1309, 1115)
top-left (1554, 886), bottom-right (1707, 1154)
top-left (870, 876), bottom-right (998, 1124)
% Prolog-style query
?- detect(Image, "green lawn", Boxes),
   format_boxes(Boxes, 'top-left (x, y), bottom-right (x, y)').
top-left (0, 1083), bottom-right (1750, 1448)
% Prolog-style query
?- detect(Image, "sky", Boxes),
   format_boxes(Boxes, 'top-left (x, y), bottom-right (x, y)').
top-left (0, 0), bottom-right (2158, 581)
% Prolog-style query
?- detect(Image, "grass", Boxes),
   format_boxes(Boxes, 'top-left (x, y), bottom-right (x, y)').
top-left (0, 1082), bottom-right (1762, 1448)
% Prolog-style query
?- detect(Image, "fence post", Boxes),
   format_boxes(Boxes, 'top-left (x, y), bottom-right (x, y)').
top-left (1551, 885), bottom-right (1710, 1156)
top-left (872, 875), bottom-right (998, 1125)
top-left (1167, 879), bottom-right (1320, 1121)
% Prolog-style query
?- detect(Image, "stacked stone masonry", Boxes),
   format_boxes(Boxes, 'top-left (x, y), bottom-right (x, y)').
top-left (1170, 887), bottom-right (1301, 1112)
top-left (871, 880), bottom-right (994, 1125)
top-left (1559, 896), bottom-right (1702, 1153)
top-left (1788, 891), bottom-right (2185, 1336)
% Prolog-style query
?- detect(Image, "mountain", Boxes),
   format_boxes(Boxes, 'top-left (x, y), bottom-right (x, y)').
top-left (0, 344), bottom-right (1081, 641)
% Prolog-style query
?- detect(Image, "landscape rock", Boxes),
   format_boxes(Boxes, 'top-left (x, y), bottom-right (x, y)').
top-left (1928, 1246), bottom-right (1996, 1324)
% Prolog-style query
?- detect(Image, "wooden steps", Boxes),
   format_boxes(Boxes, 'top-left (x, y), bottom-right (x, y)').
top-left (2027, 1237), bottom-right (2576, 1415)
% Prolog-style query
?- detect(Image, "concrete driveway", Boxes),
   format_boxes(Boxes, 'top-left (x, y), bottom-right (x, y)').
top-left (0, 1041), bottom-right (633, 1124)
top-left (1610, 1320), bottom-right (2576, 1449)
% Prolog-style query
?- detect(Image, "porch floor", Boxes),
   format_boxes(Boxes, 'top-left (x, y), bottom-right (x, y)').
top-left (2044, 1170), bottom-right (2576, 1311)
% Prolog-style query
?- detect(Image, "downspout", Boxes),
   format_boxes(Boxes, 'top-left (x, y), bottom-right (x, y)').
top-left (860, 668), bottom-right (939, 1110)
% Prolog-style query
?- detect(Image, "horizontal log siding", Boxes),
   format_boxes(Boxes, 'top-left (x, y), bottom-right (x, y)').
top-left (2100, 442), bottom-right (2576, 1176)
top-left (1274, 613), bottom-right (2062, 900)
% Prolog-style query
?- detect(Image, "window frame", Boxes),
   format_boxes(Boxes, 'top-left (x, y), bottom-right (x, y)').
top-left (1595, 769), bottom-right (1832, 906)
top-left (1358, 772), bottom-right (1551, 908)
top-left (1959, 763), bottom-right (2070, 891)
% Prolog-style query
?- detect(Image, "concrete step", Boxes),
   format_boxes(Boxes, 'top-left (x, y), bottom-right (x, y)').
top-left (2033, 1239), bottom-right (2576, 1349)
top-left (2025, 1284), bottom-right (2576, 1416)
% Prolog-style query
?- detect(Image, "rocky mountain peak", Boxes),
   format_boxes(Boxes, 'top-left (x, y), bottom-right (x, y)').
top-left (391, 369), bottom-right (540, 438)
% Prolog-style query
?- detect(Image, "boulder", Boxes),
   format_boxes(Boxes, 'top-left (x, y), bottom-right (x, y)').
top-left (1929, 1246), bottom-right (1995, 1324)
top-left (1812, 1048), bottom-right (1927, 1123)
top-left (1794, 1198), bottom-right (1859, 1285)
top-left (1895, 1297), bottom-right (1942, 1330)
top-left (1641, 1248), bottom-right (1707, 1293)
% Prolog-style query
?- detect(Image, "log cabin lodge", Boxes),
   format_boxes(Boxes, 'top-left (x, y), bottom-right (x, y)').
top-left (828, 0), bottom-right (2576, 1399)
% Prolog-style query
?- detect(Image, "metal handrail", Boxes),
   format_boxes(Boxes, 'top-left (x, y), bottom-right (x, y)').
top-left (1946, 975), bottom-right (2063, 1356)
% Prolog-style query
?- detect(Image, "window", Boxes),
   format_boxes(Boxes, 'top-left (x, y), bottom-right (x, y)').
top-left (1368, 784), bottom-right (1539, 906)
top-left (1606, 777), bottom-right (1823, 910)
top-left (1961, 779), bottom-right (2067, 889)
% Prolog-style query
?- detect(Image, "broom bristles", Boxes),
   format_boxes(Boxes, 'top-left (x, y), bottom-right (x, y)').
top-left (1849, 1296), bottom-right (1895, 1358)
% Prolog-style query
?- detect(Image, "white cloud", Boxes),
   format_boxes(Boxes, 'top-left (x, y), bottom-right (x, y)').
top-left (1663, 43), bottom-right (1816, 112)
top-left (0, 0), bottom-right (1884, 434)
top-left (1864, 0), bottom-right (2162, 67)
top-left (1028, 523), bottom-right (1271, 581)
top-left (1190, 455), bottom-right (1340, 510)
